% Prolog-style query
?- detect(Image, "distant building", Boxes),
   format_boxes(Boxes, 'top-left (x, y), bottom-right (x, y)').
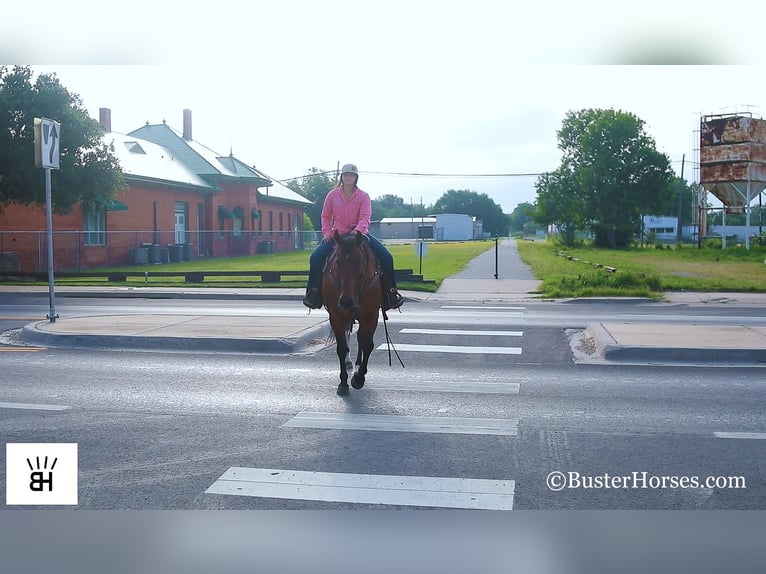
top-left (643, 215), bottom-right (678, 242)
top-left (373, 214), bottom-right (482, 241)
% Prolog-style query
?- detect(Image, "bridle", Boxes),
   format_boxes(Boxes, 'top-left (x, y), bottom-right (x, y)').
top-left (326, 236), bottom-right (381, 306)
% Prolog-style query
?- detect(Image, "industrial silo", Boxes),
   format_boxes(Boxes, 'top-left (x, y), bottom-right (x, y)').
top-left (700, 112), bottom-right (766, 248)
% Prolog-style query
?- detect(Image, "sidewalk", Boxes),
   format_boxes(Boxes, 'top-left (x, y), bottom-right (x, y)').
top-left (5, 238), bottom-right (766, 364)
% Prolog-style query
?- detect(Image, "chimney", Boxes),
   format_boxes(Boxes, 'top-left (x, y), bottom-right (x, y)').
top-left (99, 107), bottom-right (112, 132)
top-left (183, 109), bottom-right (192, 141)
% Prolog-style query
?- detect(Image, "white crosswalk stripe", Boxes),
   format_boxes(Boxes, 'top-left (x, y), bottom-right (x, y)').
top-left (283, 412), bottom-right (518, 436)
top-left (206, 468), bottom-right (515, 510)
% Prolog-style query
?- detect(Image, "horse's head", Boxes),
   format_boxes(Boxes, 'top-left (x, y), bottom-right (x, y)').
top-left (331, 230), bottom-right (370, 310)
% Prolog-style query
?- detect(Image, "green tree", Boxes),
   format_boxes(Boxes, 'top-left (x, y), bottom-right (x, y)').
top-left (286, 167), bottom-right (336, 230)
top-left (508, 201), bottom-right (536, 234)
top-left (533, 165), bottom-right (584, 246)
top-left (432, 189), bottom-right (509, 236)
top-left (371, 194), bottom-right (430, 219)
top-left (0, 65), bottom-right (124, 213)
top-left (545, 108), bottom-right (675, 248)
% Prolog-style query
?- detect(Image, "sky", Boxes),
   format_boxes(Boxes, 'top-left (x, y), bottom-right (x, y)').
top-left (5, 1), bottom-right (766, 214)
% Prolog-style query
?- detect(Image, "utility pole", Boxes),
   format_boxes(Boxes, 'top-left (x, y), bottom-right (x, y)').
top-left (677, 154), bottom-right (685, 244)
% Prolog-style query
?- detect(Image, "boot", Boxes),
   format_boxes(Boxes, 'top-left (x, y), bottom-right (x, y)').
top-left (382, 287), bottom-right (404, 311)
top-left (302, 287), bottom-right (323, 309)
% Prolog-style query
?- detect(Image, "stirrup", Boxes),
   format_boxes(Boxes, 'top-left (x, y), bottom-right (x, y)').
top-left (386, 288), bottom-right (403, 310)
top-left (302, 288), bottom-right (322, 309)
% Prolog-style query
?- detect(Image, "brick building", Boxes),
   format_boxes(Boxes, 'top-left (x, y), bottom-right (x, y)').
top-left (0, 108), bottom-right (312, 272)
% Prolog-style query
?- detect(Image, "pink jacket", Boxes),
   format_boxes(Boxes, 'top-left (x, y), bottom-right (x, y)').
top-left (320, 186), bottom-right (372, 239)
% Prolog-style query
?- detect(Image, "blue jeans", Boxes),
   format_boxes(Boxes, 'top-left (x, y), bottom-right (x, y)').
top-left (307, 234), bottom-right (397, 290)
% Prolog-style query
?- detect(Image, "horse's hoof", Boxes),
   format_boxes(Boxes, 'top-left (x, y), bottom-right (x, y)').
top-left (337, 383), bottom-right (350, 396)
top-left (350, 373), bottom-right (365, 389)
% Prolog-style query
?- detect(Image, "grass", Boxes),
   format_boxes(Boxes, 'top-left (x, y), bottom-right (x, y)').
top-left (516, 239), bottom-right (766, 298)
top-left (14, 237), bottom-right (766, 298)
top-left (40, 240), bottom-right (498, 293)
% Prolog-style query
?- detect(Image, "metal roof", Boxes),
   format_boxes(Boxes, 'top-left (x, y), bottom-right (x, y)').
top-left (250, 167), bottom-right (312, 205)
top-left (104, 132), bottom-right (216, 191)
top-left (126, 122), bottom-right (310, 205)
top-left (380, 217), bottom-right (437, 224)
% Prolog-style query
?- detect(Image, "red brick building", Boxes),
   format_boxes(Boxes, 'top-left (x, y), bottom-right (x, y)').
top-left (0, 108), bottom-right (312, 272)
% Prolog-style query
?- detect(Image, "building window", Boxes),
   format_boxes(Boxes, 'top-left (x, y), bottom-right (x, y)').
top-left (279, 212), bottom-right (283, 231)
top-left (84, 204), bottom-right (106, 246)
top-left (233, 207), bottom-right (244, 237)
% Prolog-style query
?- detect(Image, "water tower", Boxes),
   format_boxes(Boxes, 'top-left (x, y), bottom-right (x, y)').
top-left (700, 112), bottom-right (766, 248)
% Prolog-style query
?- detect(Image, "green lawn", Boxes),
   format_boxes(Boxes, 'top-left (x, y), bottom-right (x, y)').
top-left (21, 237), bottom-right (766, 298)
top-left (49, 240), bottom-right (498, 293)
top-left (516, 239), bottom-right (766, 298)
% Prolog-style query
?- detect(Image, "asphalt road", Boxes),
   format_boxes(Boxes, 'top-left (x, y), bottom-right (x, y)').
top-left (2, 299), bottom-right (764, 510)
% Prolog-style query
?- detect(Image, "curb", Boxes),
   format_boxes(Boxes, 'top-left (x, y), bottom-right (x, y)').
top-left (21, 319), bottom-right (329, 355)
top-left (585, 323), bottom-right (766, 364)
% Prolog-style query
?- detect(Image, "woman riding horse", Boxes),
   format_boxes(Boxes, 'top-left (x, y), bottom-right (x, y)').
top-left (302, 163), bottom-right (404, 312)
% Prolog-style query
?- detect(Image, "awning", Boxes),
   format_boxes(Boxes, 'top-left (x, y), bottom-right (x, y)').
top-left (218, 205), bottom-right (234, 219)
top-left (105, 199), bottom-right (129, 211)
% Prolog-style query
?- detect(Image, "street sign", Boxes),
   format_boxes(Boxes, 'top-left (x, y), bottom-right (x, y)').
top-left (34, 117), bottom-right (61, 170)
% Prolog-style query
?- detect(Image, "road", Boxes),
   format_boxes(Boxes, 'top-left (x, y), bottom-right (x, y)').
top-left (1, 295), bottom-right (765, 510)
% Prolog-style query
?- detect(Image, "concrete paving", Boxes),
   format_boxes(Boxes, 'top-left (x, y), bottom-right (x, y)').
top-left (4, 238), bottom-right (766, 364)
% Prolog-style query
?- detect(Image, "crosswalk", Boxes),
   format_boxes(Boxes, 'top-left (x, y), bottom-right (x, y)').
top-left (206, 304), bottom-right (526, 509)
top-left (377, 306), bottom-right (526, 356)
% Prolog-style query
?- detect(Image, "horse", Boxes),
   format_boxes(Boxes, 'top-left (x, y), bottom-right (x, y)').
top-left (322, 230), bottom-right (382, 396)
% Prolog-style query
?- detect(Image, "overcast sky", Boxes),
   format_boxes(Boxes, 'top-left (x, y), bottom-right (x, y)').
top-left (7, 1), bottom-right (766, 213)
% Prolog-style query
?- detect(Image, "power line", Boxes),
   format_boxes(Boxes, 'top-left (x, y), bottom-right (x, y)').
top-left (275, 168), bottom-right (547, 183)
top-left (362, 170), bottom-right (547, 178)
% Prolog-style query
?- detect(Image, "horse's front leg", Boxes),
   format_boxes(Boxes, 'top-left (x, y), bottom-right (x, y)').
top-left (351, 314), bottom-right (378, 389)
top-left (330, 316), bottom-right (350, 395)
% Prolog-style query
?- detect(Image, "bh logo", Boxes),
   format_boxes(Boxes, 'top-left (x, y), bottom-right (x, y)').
top-left (28, 456), bottom-right (57, 492)
top-left (6, 443), bottom-right (78, 505)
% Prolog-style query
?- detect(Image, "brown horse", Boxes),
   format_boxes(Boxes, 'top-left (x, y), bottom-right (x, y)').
top-left (322, 230), bottom-right (382, 396)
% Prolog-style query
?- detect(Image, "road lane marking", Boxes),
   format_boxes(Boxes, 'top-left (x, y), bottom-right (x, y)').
top-left (371, 380), bottom-right (520, 394)
top-left (205, 467), bottom-right (515, 509)
top-left (377, 343), bottom-right (522, 355)
top-left (0, 402), bottom-right (70, 411)
top-left (713, 432), bottom-right (766, 440)
top-left (400, 328), bottom-right (523, 337)
top-left (283, 412), bottom-right (518, 436)
top-left (439, 306), bottom-right (526, 310)
top-left (0, 347), bottom-right (45, 352)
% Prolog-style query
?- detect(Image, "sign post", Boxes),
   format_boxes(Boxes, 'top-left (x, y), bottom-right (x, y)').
top-left (34, 117), bottom-right (60, 323)
top-left (414, 240), bottom-right (428, 276)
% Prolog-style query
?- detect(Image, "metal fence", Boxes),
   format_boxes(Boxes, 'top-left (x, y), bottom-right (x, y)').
top-left (0, 229), bottom-right (323, 273)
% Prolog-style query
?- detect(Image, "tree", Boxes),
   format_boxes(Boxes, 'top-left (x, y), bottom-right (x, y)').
top-left (432, 189), bottom-right (509, 236)
top-left (371, 194), bottom-right (429, 219)
top-left (0, 65), bottom-right (124, 213)
top-left (533, 165), bottom-right (584, 246)
top-left (285, 167), bottom-right (336, 230)
top-left (508, 201), bottom-right (536, 234)
top-left (538, 108), bottom-right (675, 248)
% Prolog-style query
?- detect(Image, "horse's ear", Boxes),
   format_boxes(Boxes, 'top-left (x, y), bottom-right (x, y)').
top-left (356, 232), bottom-right (363, 245)
top-left (334, 230), bottom-right (342, 243)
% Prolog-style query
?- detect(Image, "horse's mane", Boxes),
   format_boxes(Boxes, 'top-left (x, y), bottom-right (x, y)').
top-left (335, 232), bottom-right (369, 254)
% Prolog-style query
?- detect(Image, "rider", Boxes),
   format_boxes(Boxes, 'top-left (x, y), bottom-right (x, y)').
top-left (302, 163), bottom-right (404, 311)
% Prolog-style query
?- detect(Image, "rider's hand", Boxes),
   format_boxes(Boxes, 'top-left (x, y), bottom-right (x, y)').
top-left (322, 235), bottom-right (333, 244)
